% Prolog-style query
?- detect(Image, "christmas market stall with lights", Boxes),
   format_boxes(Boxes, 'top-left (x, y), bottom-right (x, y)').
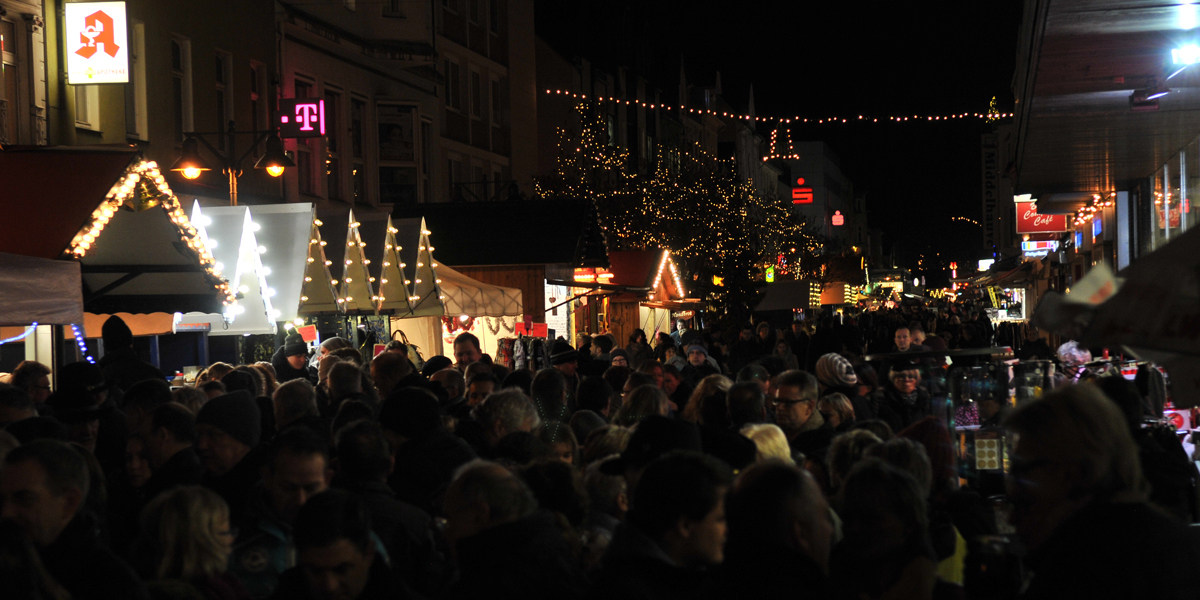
top-left (0, 148), bottom-right (231, 376)
top-left (383, 217), bottom-right (524, 358)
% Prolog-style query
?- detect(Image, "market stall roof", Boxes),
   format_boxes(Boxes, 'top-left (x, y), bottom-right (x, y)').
top-left (297, 214), bottom-right (342, 315)
top-left (0, 148), bottom-right (232, 314)
top-left (175, 204), bottom-right (276, 336)
top-left (603, 250), bottom-right (697, 307)
top-left (247, 203), bottom-right (315, 323)
top-left (391, 198), bottom-right (609, 267)
top-left (380, 217), bottom-right (523, 318)
top-left (0, 253), bottom-right (84, 326)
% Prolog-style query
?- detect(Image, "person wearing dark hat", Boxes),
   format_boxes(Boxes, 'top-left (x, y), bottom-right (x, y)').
top-left (877, 362), bottom-right (931, 433)
top-left (815, 353), bottom-right (874, 422)
top-left (680, 344), bottom-right (720, 389)
top-left (5, 415), bottom-right (69, 444)
top-left (45, 385), bottom-right (108, 455)
top-left (379, 387), bottom-right (476, 516)
top-left (272, 333), bottom-right (314, 384)
top-left (421, 355), bottom-right (453, 379)
top-left (610, 348), bottom-right (631, 369)
top-left (551, 339), bottom-right (582, 412)
top-left (97, 315), bottom-right (165, 393)
top-left (196, 390), bottom-right (266, 522)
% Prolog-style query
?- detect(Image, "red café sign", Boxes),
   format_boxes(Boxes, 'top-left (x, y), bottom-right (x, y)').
top-left (1015, 201), bottom-right (1069, 234)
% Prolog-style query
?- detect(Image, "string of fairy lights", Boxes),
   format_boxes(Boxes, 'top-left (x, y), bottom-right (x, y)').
top-left (541, 89), bottom-right (1014, 126)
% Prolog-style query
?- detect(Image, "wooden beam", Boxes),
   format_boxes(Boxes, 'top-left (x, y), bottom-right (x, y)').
top-left (81, 264), bottom-right (205, 274)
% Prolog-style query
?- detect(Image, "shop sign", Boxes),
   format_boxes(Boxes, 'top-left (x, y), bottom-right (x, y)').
top-left (1015, 201), bottom-right (1069, 234)
top-left (792, 187), bottom-right (813, 204)
top-left (278, 99), bottom-right (326, 138)
top-left (66, 2), bottom-right (129, 84)
top-left (1157, 203), bottom-right (1182, 229)
top-left (831, 211), bottom-right (844, 226)
top-left (1021, 240), bottom-right (1058, 252)
top-left (515, 322), bottom-right (548, 337)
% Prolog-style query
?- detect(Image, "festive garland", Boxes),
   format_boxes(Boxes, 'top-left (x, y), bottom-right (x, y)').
top-left (485, 316), bottom-right (516, 335)
top-left (441, 316), bottom-right (476, 334)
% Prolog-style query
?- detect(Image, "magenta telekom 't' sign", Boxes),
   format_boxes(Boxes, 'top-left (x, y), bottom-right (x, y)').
top-left (278, 99), bottom-right (326, 138)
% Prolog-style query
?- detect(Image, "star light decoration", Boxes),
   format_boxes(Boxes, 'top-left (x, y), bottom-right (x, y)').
top-left (65, 160), bottom-right (234, 306)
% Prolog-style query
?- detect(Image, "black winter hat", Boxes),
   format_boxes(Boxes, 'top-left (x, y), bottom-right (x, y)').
top-left (45, 386), bottom-right (110, 423)
top-left (550, 340), bottom-right (579, 366)
top-left (378, 387), bottom-right (443, 440)
top-left (284, 334), bottom-right (308, 358)
top-left (221, 370), bottom-right (258, 396)
top-left (57, 361), bottom-right (110, 394)
top-left (102, 315), bottom-right (134, 348)
top-left (195, 390), bottom-right (261, 448)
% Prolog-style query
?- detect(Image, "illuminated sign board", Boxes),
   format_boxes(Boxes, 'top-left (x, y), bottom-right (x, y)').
top-left (831, 211), bottom-right (844, 226)
top-left (1021, 240), bottom-right (1058, 252)
top-left (765, 265), bottom-right (775, 282)
top-left (978, 259), bottom-right (995, 271)
top-left (1015, 201), bottom-right (1070, 234)
top-left (66, 2), bottom-right (129, 84)
top-left (792, 187), bottom-right (813, 204)
top-left (278, 98), bottom-right (326, 138)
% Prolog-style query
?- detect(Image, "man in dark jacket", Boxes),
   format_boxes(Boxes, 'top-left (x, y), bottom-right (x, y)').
top-left (98, 315), bottom-right (165, 392)
top-left (680, 345), bottom-right (720, 389)
top-left (142, 403), bottom-right (205, 503)
top-left (0, 440), bottom-right (149, 600)
top-left (442, 460), bottom-right (585, 599)
top-left (197, 391), bottom-right (267, 522)
top-left (592, 452), bottom-right (732, 600)
top-left (719, 461), bottom-right (832, 598)
top-left (271, 333), bottom-right (314, 384)
top-left (334, 420), bottom-right (447, 596)
top-left (270, 490), bottom-right (420, 600)
top-left (1008, 385), bottom-right (1200, 599)
top-left (772, 370), bottom-right (835, 464)
top-left (379, 388), bottom-right (476, 515)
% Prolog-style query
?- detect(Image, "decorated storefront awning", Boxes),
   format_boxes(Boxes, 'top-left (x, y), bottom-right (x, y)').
top-left (0, 148), bottom-right (231, 315)
top-left (174, 203), bottom-right (276, 335)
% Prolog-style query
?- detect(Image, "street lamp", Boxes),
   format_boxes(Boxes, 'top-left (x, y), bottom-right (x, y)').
top-left (170, 121), bottom-right (295, 205)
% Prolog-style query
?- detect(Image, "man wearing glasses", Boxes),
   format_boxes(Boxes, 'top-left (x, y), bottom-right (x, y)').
top-left (877, 362), bottom-right (931, 432)
top-left (772, 370), bottom-right (835, 467)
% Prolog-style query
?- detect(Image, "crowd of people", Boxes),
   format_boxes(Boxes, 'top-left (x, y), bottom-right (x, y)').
top-left (0, 311), bottom-right (1198, 600)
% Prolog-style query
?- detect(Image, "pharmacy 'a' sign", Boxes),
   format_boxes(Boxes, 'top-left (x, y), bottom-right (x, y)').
top-left (66, 2), bottom-right (129, 84)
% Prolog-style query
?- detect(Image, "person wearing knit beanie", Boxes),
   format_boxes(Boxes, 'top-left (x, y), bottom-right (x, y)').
top-left (284, 334), bottom-right (308, 358)
top-left (101, 315), bottom-right (134, 349)
top-left (195, 390), bottom-right (261, 476)
top-left (816, 353), bottom-right (858, 389)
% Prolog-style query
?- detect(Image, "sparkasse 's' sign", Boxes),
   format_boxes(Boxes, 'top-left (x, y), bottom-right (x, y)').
top-left (66, 2), bottom-right (129, 84)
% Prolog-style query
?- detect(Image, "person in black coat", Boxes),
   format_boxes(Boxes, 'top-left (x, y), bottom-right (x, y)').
top-left (270, 489), bottom-right (421, 600)
top-left (442, 461), bottom-right (585, 600)
top-left (0, 440), bottom-right (149, 600)
top-left (141, 403), bottom-right (205, 504)
top-left (379, 388), bottom-right (476, 516)
top-left (271, 333), bottom-right (314, 384)
top-left (876, 364), bottom-right (932, 433)
top-left (97, 316), bottom-right (166, 393)
top-left (333, 420), bottom-right (448, 597)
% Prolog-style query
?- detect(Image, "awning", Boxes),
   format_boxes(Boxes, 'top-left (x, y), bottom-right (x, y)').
top-left (0, 148), bottom-right (232, 314)
top-left (0, 253), bottom-right (84, 326)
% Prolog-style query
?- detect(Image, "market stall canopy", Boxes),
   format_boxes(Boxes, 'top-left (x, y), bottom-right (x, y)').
top-left (337, 209), bottom-right (379, 315)
top-left (174, 203), bottom-right (276, 336)
top-left (297, 214), bottom-right (342, 315)
top-left (391, 198), bottom-right (609, 267)
top-left (603, 250), bottom-right (696, 307)
top-left (754, 280), bottom-right (823, 312)
top-left (248, 203), bottom-right (316, 323)
top-left (0, 253), bottom-right (84, 326)
top-left (0, 148), bottom-right (232, 315)
top-left (381, 217), bottom-right (522, 318)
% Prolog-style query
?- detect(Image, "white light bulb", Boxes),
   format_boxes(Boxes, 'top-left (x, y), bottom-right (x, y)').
top-left (257, 246), bottom-right (267, 254)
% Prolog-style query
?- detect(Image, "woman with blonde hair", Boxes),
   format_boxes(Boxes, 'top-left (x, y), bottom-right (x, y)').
top-left (819, 392), bottom-right (856, 432)
top-left (680, 374), bottom-right (733, 423)
top-left (740, 423), bottom-right (795, 464)
top-left (135, 486), bottom-right (249, 599)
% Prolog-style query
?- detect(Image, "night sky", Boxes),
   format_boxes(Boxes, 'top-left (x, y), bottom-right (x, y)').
top-left (537, 1), bottom-right (1025, 281)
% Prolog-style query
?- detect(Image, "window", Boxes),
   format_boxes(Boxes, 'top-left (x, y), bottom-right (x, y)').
top-left (444, 59), bottom-right (461, 111)
top-left (383, 0), bottom-right (406, 17)
top-left (294, 79), bottom-right (315, 194)
top-left (324, 90), bottom-right (341, 201)
top-left (468, 0), bottom-right (480, 23)
top-left (215, 52), bottom-right (233, 150)
top-left (421, 118), bottom-right (433, 202)
top-left (469, 70), bottom-right (482, 120)
top-left (378, 103), bottom-right (418, 205)
top-left (351, 97), bottom-right (366, 204)
top-left (489, 0), bottom-right (499, 33)
top-left (250, 63), bottom-right (265, 147)
top-left (472, 164), bottom-right (485, 200)
top-left (448, 156), bottom-right (463, 200)
top-left (490, 79), bottom-right (501, 125)
top-left (492, 167), bottom-right (503, 201)
top-left (442, 0), bottom-right (459, 13)
top-left (124, 22), bottom-right (147, 140)
top-left (171, 36), bottom-right (193, 143)
top-left (75, 85), bottom-right (100, 131)
top-left (2, 19), bottom-right (20, 143)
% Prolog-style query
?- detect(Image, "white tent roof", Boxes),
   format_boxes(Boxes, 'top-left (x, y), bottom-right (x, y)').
top-left (176, 203), bottom-right (276, 336)
top-left (436, 263), bottom-right (523, 317)
top-left (248, 203), bottom-right (315, 323)
top-left (0, 253), bottom-right (84, 326)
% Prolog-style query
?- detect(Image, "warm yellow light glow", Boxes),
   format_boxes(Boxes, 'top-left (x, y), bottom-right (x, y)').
top-left (265, 165), bottom-right (285, 177)
top-left (181, 167), bottom-right (203, 180)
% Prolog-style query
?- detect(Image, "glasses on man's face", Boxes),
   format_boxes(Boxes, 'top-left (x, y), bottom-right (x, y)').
top-left (774, 398), bottom-right (806, 408)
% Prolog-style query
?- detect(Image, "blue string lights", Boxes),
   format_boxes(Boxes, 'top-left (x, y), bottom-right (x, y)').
top-left (0, 323), bottom-right (38, 345)
top-left (70, 324), bottom-right (97, 364)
